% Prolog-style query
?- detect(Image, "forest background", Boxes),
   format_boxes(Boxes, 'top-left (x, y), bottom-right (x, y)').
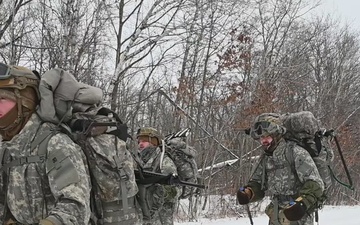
top-left (1, 0), bottom-right (359, 220)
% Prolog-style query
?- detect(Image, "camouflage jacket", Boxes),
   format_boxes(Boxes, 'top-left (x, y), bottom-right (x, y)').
top-left (0, 114), bottom-right (91, 225)
top-left (140, 146), bottom-right (178, 175)
top-left (248, 139), bottom-right (324, 209)
top-left (138, 146), bottom-right (180, 224)
top-left (141, 146), bottom-right (182, 203)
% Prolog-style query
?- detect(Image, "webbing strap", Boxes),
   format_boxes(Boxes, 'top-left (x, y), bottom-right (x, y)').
top-left (102, 197), bottom-right (135, 209)
top-left (0, 130), bottom-right (55, 173)
top-left (118, 166), bottom-right (129, 214)
top-left (79, 138), bottom-right (104, 225)
top-left (0, 155), bottom-right (46, 172)
top-left (0, 146), bottom-right (6, 167)
top-left (113, 138), bottom-right (129, 214)
top-left (101, 197), bottom-right (137, 225)
top-left (30, 130), bottom-right (54, 152)
top-left (261, 156), bottom-right (266, 190)
top-left (273, 197), bottom-right (281, 225)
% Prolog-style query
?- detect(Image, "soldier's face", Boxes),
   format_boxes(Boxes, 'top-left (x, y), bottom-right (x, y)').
top-left (0, 98), bottom-right (16, 118)
top-left (260, 135), bottom-right (273, 149)
top-left (138, 139), bottom-right (153, 151)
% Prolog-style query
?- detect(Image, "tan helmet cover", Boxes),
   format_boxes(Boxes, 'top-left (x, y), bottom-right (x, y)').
top-left (250, 113), bottom-right (286, 139)
top-left (137, 127), bottom-right (162, 146)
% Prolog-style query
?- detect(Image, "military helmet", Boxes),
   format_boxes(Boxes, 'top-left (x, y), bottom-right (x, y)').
top-left (136, 127), bottom-right (163, 146)
top-left (0, 63), bottom-right (40, 140)
top-left (250, 113), bottom-right (286, 139)
top-left (0, 63), bottom-right (39, 93)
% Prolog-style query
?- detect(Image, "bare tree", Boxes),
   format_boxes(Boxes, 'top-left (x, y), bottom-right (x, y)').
top-left (105, 0), bottom-right (186, 112)
top-left (0, 0), bottom-right (35, 63)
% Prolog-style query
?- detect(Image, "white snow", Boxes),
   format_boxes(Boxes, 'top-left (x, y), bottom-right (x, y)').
top-left (175, 205), bottom-right (360, 225)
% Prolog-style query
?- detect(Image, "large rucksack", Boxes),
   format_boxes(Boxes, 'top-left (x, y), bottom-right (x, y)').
top-left (27, 108), bottom-right (138, 225)
top-left (35, 69), bottom-right (139, 225)
top-left (280, 111), bottom-right (334, 197)
top-left (165, 135), bottom-right (200, 199)
top-left (67, 108), bottom-right (138, 225)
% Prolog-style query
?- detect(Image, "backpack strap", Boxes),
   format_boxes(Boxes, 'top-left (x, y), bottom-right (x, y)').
top-left (0, 129), bottom-right (56, 172)
top-left (112, 137), bottom-right (129, 214)
top-left (285, 142), bottom-right (296, 171)
top-left (285, 141), bottom-right (303, 186)
top-left (251, 153), bottom-right (266, 191)
top-left (75, 136), bottom-right (104, 225)
top-left (261, 155), bottom-right (266, 191)
top-left (285, 141), bottom-right (322, 222)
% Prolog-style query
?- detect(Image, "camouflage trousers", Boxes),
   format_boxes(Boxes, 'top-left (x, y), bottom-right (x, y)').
top-left (158, 202), bottom-right (176, 225)
top-left (143, 201), bottom-right (176, 225)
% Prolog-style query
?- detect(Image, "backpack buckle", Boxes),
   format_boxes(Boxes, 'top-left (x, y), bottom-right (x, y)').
top-left (19, 155), bottom-right (46, 165)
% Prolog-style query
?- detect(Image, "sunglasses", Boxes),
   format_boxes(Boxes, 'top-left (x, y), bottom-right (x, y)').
top-left (0, 63), bottom-right (11, 80)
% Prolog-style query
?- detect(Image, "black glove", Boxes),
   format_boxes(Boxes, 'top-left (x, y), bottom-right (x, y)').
top-left (236, 187), bottom-right (253, 205)
top-left (283, 200), bottom-right (307, 221)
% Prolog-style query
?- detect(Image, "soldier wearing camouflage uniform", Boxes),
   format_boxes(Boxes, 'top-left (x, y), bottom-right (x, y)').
top-left (0, 64), bottom-right (91, 224)
top-left (69, 108), bottom-right (143, 225)
top-left (237, 113), bottom-right (324, 225)
top-left (136, 127), bottom-right (180, 225)
top-left (36, 68), bottom-right (142, 225)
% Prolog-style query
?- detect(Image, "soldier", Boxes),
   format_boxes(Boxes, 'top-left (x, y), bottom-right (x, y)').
top-left (36, 67), bottom-right (143, 225)
top-left (136, 127), bottom-right (180, 225)
top-left (237, 113), bottom-right (324, 225)
top-left (0, 64), bottom-right (91, 224)
top-left (69, 107), bottom-right (143, 225)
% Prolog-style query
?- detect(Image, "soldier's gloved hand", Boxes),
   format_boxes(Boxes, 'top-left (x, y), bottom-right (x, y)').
top-left (163, 185), bottom-right (178, 202)
top-left (283, 199), bottom-right (307, 221)
top-left (236, 187), bottom-right (253, 205)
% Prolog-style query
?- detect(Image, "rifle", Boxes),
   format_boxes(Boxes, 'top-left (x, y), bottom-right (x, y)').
top-left (134, 169), bottom-right (206, 189)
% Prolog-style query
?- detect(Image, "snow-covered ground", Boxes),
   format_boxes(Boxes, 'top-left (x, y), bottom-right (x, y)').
top-left (175, 205), bottom-right (360, 225)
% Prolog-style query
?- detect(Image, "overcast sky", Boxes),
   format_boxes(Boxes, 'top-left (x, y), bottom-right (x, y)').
top-left (314, 0), bottom-right (360, 31)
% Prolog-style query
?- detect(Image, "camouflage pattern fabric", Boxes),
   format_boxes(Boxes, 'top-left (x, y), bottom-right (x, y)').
top-left (157, 202), bottom-right (176, 225)
top-left (166, 138), bottom-right (198, 199)
top-left (139, 146), bottom-right (180, 225)
top-left (265, 202), bottom-right (314, 225)
top-left (87, 134), bottom-right (138, 200)
top-left (249, 139), bottom-right (324, 225)
top-left (0, 114), bottom-right (91, 224)
top-left (86, 134), bottom-right (142, 225)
